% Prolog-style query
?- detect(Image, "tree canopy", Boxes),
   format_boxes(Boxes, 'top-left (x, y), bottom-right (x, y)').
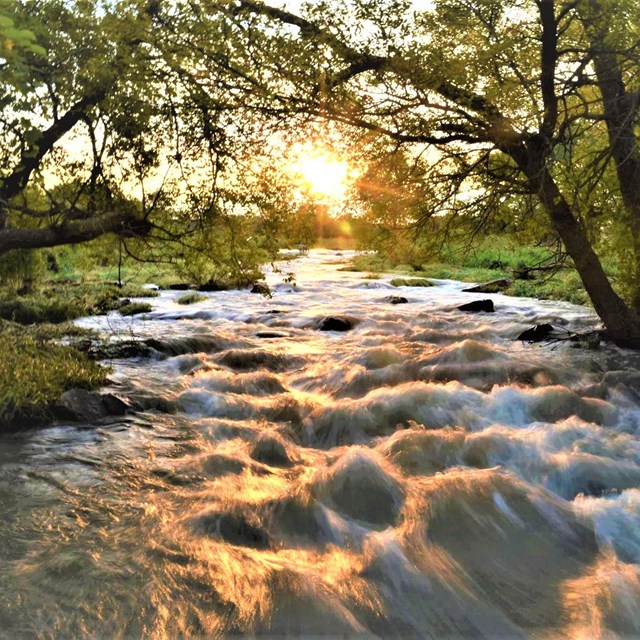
top-left (217, 0), bottom-right (640, 346)
top-left (2, 0), bottom-right (640, 346)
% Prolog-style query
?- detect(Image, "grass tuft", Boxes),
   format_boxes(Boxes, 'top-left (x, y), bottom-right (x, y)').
top-left (0, 323), bottom-right (108, 428)
top-left (390, 277), bottom-right (434, 287)
top-left (177, 292), bottom-right (206, 305)
top-left (119, 302), bottom-right (153, 316)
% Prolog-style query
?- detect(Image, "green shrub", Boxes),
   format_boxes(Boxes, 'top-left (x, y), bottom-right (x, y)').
top-left (177, 291), bottom-right (206, 305)
top-left (0, 249), bottom-right (45, 291)
top-left (0, 297), bottom-right (83, 324)
top-left (0, 283), bottom-right (159, 325)
top-left (337, 253), bottom-right (394, 273)
top-left (0, 328), bottom-right (108, 427)
top-left (507, 273), bottom-right (590, 306)
top-left (119, 302), bottom-right (153, 316)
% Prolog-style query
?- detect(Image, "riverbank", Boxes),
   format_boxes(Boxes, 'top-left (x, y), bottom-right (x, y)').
top-left (342, 248), bottom-right (594, 306)
top-left (0, 242), bottom-right (614, 431)
top-left (0, 282), bottom-right (159, 431)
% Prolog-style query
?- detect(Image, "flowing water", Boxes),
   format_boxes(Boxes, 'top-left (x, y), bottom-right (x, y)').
top-left (2, 249), bottom-right (640, 639)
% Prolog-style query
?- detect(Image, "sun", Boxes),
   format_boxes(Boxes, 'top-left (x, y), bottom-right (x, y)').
top-left (290, 147), bottom-right (351, 201)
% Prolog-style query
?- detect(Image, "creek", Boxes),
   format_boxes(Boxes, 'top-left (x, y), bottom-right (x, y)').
top-left (2, 249), bottom-right (640, 638)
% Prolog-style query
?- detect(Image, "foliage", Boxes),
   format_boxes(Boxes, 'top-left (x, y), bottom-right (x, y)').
top-left (216, 0), bottom-right (640, 345)
top-left (172, 214), bottom-right (268, 288)
top-left (177, 292), bottom-right (206, 305)
top-left (0, 297), bottom-right (82, 324)
top-left (390, 278), bottom-right (434, 287)
top-left (118, 301), bottom-right (152, 316)
top-left (3, 0), bottom-right (640, 345)
top-left (0, 249), bottom-right (45, 291)
top-left (0, 282), bottom-right (157, 324)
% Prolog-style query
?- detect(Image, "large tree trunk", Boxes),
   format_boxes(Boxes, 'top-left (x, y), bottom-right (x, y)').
top-left (591, 52), bottom-right (640, 310)
top-left (532, 164), bottom-right (640, 347)
top-left (587, 0), bottom-right (640, 310)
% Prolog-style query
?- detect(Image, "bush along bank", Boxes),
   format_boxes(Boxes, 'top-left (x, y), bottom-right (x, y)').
top-left (0, 282), bottom-right (159, 431)
top-left (344, 248), bottom-right (593, 307)
top-left (0, 322), bottom-right (110, 430)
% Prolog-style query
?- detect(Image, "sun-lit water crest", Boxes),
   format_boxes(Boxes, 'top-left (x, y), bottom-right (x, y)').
top-left (2, 250), bottom-right (640, 638)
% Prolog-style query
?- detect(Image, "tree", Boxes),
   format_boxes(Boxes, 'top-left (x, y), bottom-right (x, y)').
top-left (213, 0), bottom-right (640, 347)
top-left (1, 2), bottom-right (148, 250)
top-left (0, 0), bottom-right (248, 259)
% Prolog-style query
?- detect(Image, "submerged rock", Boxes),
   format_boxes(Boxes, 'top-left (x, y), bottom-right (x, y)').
top-left (517, 323), bottom-right (556, 342)
top-left (457, 299), bottom-right (495, 313)
top-left (87, 339), bottom-right (161, 359)
top-left (462, 278), bottom-right (512, 294)
top-left (315, 316), bottom-right (356, 332)
top-left (603, 370), bottom-right (640, 394)
top-left (216, 348), bottom-right (298, 372)
top-left (88, 335), bottom-right (226, 360)
top-left (384, 295), bottom-right (409, 305)
top-left (196, 511), bottom-right (271, 549)
top-left (53, 389), bottom-right (130, 422)
top-left (314, 450), bottom-right (404, 526)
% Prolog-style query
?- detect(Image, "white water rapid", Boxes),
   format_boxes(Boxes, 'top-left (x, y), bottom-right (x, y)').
top-left (2, 249), bottom-right (640, 638)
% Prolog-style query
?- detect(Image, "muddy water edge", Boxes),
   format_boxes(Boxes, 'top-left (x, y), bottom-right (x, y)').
top-left (2, 249), bottom-right (640, 639)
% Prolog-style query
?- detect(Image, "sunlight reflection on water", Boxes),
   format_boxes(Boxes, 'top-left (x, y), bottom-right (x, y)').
top-left (2, 250), bottom-right (640, 638)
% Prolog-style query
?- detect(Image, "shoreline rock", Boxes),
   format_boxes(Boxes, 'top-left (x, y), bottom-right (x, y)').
top-left (462, 278), bottom-right (512, 294)
top-left (52, 389), bottom-right (131, 423)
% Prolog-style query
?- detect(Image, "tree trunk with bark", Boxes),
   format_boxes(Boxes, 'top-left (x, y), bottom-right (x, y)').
top-left (527, 159), bottom-right (640, 348)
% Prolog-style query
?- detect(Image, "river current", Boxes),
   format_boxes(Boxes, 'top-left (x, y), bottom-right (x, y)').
top-left (2, 249), bottom-right (640, 638)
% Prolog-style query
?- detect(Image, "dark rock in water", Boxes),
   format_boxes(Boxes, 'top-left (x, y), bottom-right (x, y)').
top-left (168, 283), bottom-right (192, 291)
top-left (53, 389), bottom-right (130, 422)
top-left (100, 393), bottom-right (129, 416)
top-left (462, 278), bottom-right (512, 294)
top-left (87, 339), bottom-right (160, 360)
top-left (251, 433), bottom-right (292, 467)
top-left (251, 282), bottom-right (271, 295)
top-left (315, 316), bottom-right (355, 331)
top-left (384, 295), bottom-right (409, 305)
top-left (255, 330), bottom-right (289, 339)
top-left (458, 299), bottom-right (495, 313)
top-left (517, 323), bottom-right (555, 342)
top-left (197, 512), bottom-right (270, 549)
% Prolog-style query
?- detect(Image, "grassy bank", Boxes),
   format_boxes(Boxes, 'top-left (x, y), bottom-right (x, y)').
top-left (0, 282), bottom-right (159, 325)
top-left (0, 281), bottom-right (159, 430)
top-left (345, 237), bottom-right (599, 306)
top-left (0, 321), bottom-right (109, 429)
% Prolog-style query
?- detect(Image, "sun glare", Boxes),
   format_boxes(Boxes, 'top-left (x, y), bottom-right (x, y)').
top-left (290, 148), bottom-right (351, 201)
